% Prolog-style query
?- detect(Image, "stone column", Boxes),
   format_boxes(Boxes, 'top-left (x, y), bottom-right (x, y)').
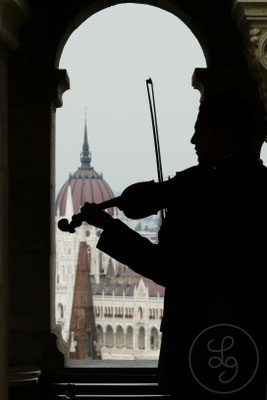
top-left (8, 39), bottom-right (69, 373)
top-left (231, 1), bottom-right (267, 118)
top-left (0, 42), bottom-right (9, 400)
top-left (0, 1), bottom-right (30, 398)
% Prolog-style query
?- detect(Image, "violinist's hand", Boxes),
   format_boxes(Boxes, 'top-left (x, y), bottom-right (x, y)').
top-left (80, 202), bottom-right (114, 229)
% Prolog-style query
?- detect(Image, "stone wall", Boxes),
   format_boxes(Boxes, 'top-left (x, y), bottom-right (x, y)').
top-left (0, 43), bottom-right (8, 400)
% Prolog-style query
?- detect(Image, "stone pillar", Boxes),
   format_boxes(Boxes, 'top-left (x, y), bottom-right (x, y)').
top-left (0, 42), bottom-right (9, 400)
top-left (0, 1), bottom-right (30, 398)
top-left (231, 1), bottom-right (267, 116)
top-left (8, 34), bottom-right (70, 373)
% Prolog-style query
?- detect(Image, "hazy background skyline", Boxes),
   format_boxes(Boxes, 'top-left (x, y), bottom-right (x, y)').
top-left (56, 3), bottom-right (267, 197)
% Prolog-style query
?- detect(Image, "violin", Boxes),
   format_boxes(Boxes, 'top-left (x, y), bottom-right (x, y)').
top-left (57, 180), bottom-right (166, 233)
top-left (58, 78), bottom-right (167, 234)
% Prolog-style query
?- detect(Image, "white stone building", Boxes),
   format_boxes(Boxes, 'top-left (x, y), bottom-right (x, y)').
top-left (55, 118), bottom-right (164, 360)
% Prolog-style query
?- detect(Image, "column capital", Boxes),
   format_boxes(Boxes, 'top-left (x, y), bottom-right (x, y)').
top-left (0, 0), bottom-right (31, 50)
top-left (50, 68), bottom-right (70, 109)
top-left (232, 0), bottom-right (267, 115)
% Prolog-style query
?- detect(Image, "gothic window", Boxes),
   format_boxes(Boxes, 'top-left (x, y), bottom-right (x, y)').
top-left (138, 307), bottom-right (143, 319)
top-left (96, 325), bottom-right (104, 347)
top-left (138, 327), bottom-right (145, 350)
top-left (105, 325), bottom-right (114, 348)
top-left (115, 326), bottom-right (124, 348)
top-left (57, 274), bottom-right (60, 284)
top-left (99, 252), bottom-right (104, 273)
top-left (126, 326), bottom-right (133, 349)
top-left (57, 303), bottom-right (64, 319)
top-left (150, 328), bottom-right (159, 350)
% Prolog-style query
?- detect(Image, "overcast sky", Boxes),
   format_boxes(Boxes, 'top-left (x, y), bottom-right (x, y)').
top-left (56, 4), bottom-right (267, 196)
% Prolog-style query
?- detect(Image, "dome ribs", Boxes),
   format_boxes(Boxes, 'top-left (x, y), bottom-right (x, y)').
top-left (56, 120), bottom-right (115, 216)
top-left (87, 174), bottom-right (94, 204)
top-left (95, 178), bottom-right (105, 204)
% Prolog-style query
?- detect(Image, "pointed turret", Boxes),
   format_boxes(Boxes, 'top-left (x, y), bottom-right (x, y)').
top-left (68, 241), bottom-right (101, 360)
top-left (106, 258), bottom-right (116, 284)
top-left (65, 184), bottom-right (74, 220)
top-left (80, 109), bottom-right (92, 169)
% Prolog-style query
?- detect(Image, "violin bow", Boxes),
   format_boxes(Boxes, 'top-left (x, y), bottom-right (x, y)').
top-left (146, 78), bottom-right (166, 223)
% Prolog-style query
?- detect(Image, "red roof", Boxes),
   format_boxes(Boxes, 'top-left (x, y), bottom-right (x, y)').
top-left (92, 268), bottom-right (165, 298)
top-left (56, 167), bottom-right (114, 216)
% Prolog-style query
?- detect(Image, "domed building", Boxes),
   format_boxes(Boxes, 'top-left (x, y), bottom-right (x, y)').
top-left (56, 118), bottom-right (115, 216)
top-left (55, 117), bottom-right (164, 361)
top-left (55, 117), bottom-right (121, 344)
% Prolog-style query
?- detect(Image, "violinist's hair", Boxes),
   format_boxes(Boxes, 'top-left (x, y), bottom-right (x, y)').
top-left (199, 91), bottom-right (267, 146)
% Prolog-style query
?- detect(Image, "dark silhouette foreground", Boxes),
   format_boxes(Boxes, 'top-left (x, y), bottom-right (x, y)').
top-left (82, 92), bottom-right (267, 398)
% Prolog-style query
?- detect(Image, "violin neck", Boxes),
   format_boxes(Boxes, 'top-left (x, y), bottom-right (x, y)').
top-left (97, 196), bottom-right (121, 211)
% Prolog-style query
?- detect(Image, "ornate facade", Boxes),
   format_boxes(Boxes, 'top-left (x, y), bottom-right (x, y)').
top-left (55, 119), bottom-right (164, 361)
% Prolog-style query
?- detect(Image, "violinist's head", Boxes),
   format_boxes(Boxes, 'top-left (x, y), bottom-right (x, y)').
top-left (190, 91), bottom-right (266, 166)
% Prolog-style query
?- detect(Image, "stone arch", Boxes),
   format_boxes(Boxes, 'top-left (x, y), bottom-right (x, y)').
top-left (105, 325), bottom-right (114, 348)
top-left (96, 325), bottom-right (103, 347)
top-left (126, 326), bottom-right (133, 349)
top-left (115, 325), bottom-right (124, 349)
top-left (138, 326), bottom-right (145, 350)
top-left (150, 327), bottom-right (159, 350)
top-left (55, 1), bottom-right (250, 71)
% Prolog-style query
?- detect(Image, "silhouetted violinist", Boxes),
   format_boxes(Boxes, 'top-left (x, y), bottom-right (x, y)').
top-left (59, 91), bottom-right (267, 399)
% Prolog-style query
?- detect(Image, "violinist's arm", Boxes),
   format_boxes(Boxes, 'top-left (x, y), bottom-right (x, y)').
top-left (81, 203), bottom-right (165, 285)
top-left (96, 218), bottom-right (166, 286)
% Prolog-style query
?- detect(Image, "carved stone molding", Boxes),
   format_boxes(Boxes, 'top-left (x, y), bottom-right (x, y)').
top-left (232, 1), bottom-right (267, 114)
top-left (0, 0), bottom-right (31, 50)
top-left (50, 68), bottom-right (70, 109)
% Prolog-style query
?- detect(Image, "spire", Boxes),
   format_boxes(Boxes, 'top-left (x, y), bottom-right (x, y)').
top-left (106, 258), bottom-right (116, 284)
top-left (80, 108), bottom-right (92, 168)
top-left (68, 242), bottom-right (101, 360)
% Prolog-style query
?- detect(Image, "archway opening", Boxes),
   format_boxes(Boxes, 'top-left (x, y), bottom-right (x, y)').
top-left (55, 3), bottom-right (206, 366)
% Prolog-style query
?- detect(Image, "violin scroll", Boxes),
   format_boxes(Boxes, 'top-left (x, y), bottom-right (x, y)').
top-left (57, 213), bottom-right (84, 233)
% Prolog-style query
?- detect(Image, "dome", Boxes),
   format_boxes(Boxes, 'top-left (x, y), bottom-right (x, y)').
top-left (56, 117), bottom-right (114, 216)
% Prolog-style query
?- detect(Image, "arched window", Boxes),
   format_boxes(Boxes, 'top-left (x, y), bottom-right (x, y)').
top-left (105, 325), bottom-right (114, 348)
top-left (138, 327), bottom-right (145, 350)
top-left (150, 328), bottom-right (159, 350)
top-left (115, 326), bottom-right (124, 348)
top-left (57, 303), bottom-right (64, 319)
top-left (96, 325), bottom-right (104, 347)
top-left (99, 252), bottom-right (103, 273)
top-left (55, 1), bottom-right (206, 366)
top-left (126, 326), bottom-right (133, 349)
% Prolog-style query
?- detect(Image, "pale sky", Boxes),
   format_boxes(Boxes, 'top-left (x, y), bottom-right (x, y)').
top-left (55, 4), bottom-right (267, 196)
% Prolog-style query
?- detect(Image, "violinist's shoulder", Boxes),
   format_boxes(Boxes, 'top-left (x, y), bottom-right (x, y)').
top-left (160, 165), bottom-right (201, 193)
top-left (169, 165), bottom-right (201, 183)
